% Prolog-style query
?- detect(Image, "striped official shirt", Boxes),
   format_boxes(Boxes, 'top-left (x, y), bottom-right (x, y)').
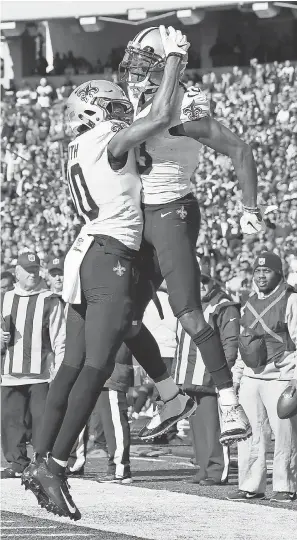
top-left (1, 282), bottom-right (66, 385)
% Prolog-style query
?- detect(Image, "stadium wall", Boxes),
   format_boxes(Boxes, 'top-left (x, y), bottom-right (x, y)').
top-left (1, 9), bottom-right (296, 84)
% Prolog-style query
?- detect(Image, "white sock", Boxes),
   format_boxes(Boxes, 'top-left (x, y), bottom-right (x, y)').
top-left (52, 457), bottom-right (67, 468)
top-left (155, 377), bottom-right (179, 402)
top-left (218, 387), bottom-right (238, 407)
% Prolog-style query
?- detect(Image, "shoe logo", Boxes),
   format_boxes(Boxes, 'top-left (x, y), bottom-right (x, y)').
top-left (176, 206), bottom-right (187, 220)
top-left (60, 488), bottom-right (77, 514)
top-left (245, 492), bottom-right (257, 499)
top-left (160, 212), bottom-right (172, 218)
top-left (229, 318), bottom-right (236, 322)
top-left (113, 261), bottom-right (126, 277)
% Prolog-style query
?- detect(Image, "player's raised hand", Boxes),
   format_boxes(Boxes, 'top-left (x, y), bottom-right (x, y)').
top-left (240, 206), bottom-right (264, 235)
top-left (159, 25), bottom-right (190, 57)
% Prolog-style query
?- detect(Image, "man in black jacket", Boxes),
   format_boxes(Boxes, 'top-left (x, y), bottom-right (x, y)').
top-left (173, 261), bottom-right (241, 485)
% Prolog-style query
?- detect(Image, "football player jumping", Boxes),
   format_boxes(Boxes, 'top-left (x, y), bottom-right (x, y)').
top-left (119, 27), bottom-right (264, 444)
top-left (22, 27), bottom-right (193, 521)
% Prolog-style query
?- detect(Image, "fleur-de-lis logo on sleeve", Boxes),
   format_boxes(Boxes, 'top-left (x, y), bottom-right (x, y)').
top-left (183, 100), bottom-right (204, 121)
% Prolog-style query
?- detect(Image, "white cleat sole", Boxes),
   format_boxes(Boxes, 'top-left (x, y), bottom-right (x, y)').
top-left (220, 426), bottom-right (252, 447)
top-left (139, 401), bottom-right (197, 441)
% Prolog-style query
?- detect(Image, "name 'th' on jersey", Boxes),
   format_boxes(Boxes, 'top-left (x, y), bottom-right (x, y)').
top-left (67, 121), bottom-right (143, 250)
top-left (135, 86), bottom-right (210, 204)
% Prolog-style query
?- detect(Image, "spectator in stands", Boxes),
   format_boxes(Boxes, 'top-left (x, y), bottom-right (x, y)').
top-left (63, 50), bottom-right (77, 75)
top-left (53, 52), bottom-right (64, 76)
top-left (1, 252), bottom-right (65, 478)
top-left (0, 271), bottom-right (15, 295)
top-left (36, 77), bottom-right (53, 109)
top-left (1, 60), bottom-right (297, 310)
top-left (47, 257), bottom-right (64, 294)
top-left (35, 55), bottom-right (48, 76)
top-left (228, 252), bottom-right (297, 503)
top-left (76, 56), bottom-right (93, 75)
top-left (57, 76), bottom-right (76, 100)
top-left (287, 256), bottom-right (297, 288)
top-left (94, 58), bottom-right (103, 73)
top-left (15, 80), bottom-right (33, 107)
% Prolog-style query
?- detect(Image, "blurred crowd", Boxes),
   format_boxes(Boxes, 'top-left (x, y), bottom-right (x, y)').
top-left (1, 59), bottom-right (297, 298)
top-left (187, 59), bottom-right (297, 298)
top-left (1, 92), bottom-right (80, 274)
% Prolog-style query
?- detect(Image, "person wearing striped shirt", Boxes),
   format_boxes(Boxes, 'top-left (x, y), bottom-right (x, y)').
top-left (173, 261), bottom-right (241, 485)
top-left (1, 252), bottom-right (66, 479)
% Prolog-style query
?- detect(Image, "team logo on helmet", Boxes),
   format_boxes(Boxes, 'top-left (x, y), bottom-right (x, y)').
top-left (28, 254), bottom-right (35, 262)
top-left (75, 83), bottom-right (99, 103)
top-left (258, 258), bottom-right (266, 266)
top-left (183, 100), bottom-right (204, 121)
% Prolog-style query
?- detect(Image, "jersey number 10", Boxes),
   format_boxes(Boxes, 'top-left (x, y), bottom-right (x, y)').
top-left (67, 163), bottom-right (99, 221)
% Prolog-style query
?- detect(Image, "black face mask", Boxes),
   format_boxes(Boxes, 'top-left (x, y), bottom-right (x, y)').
top-left (91, 97), bottom-right (133, 121)
top-left (119, 46), bottom-right (165, 83)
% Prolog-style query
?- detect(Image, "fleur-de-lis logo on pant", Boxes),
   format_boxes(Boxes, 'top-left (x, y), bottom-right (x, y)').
top-left (113, 261), bottom-right (126, 277)
top-left (176, 206), bottom-right (187, 220)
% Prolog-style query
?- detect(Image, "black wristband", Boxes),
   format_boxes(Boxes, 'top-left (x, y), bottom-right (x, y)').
top-left (167, 52), bottom-right (184, 59)
top-left (242, 205), bottom-right (260, 214)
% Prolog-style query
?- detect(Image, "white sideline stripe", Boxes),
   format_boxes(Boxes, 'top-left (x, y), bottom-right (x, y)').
top-left (2, 526), bottom-right (57, 529)
top-left (109, 389), bottom-right (125, 478)
top-left (1, 479), bottom-right (296, 540)
top-left (1, 520), bottom-right (15, 523)
top-left (132, 457), bottom-right (195, 467)
top-left (2, 535), bottom-right (94, 538)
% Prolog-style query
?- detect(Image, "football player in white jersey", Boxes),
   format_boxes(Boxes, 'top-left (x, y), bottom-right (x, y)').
top-left (119, 27), bottom-right (264, 445)
top-left (22, 27), bottom-right (195, 521)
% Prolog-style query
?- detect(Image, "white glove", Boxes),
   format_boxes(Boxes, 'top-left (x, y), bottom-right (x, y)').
top-left (159, 25), bottom-right (190, 58)
top-left (240, 208), bottom-right (264, 235)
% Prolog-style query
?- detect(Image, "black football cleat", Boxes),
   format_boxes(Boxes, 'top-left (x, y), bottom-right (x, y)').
top-left (22, 459), bottom-right (51, 510)
top-left (24, 461), bottom-right (81, 520)
top-left (138, 392), bottom-right (197, 441)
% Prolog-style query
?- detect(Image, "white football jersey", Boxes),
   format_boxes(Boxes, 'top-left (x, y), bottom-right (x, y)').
top-left (67, 121), bottom-right (143, 250)
top-left (134, 85), bottom-right (210, 204)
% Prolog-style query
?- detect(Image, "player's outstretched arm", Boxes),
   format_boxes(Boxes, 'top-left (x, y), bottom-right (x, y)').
top-left (176, 117), bottom-right (258, 209)
top-left (109, 26), bottom-right (189, 158)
